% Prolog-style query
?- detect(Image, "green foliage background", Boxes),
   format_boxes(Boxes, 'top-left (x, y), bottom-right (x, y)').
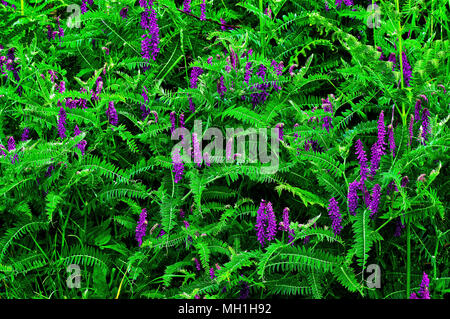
top-left (0, 0), bottom-right (448, 299)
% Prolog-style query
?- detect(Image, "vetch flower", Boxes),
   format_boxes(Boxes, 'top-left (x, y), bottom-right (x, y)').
top-left (200, 0), bottom-right (206, 20)
top-left (57, 107), bottom-right (67, 139)
top-left (135, 208), bottom-right (148, 247)
top-left (58, 81), bottom-right (65, 93)
top-left (194, 258), bottom-right (201, 271)
top-left (183, 0), bottom-right (191, 13)
top-left (401, 176), bottom-right (409, 187)
top-left (387, 124), bottom-right (395, 157)
top-left (106, 101), bottom-right (118, 126)
top-left (217, 76), bottom-right (227, 97)
top-left (210, 267), bottom-right (216, 279)
top-left (355, 139), bottom-right (369, 183)
top-left (21, 128), bottom-right (30, 141)
top-left (190, 67), bottom-right (203, 89)
top-left (401, 51), bottom-right (412, 87)
top-left (408, 114), bottom-right (414, 146)
top-left (417, 272), bottom-right (430, 299)
top-left (276, 123), bottom-right (284, 141)
top-left (120, 6), bottom-right (128, 19)
top-left (368, 184), bottom-right (381, 219)
top-left (192, 133), bottom-right (202, 167)
top-left (348, 180), bottom-right (359, 215)
top-left (255, 200), bottom-right (268, 247)
top-left (172, 147), bottom-right (185, 183)
top-left (7, 136), bottom-right (15, 151)
top-left (393, 218), bottom-right (405, 237)
top-left (328, 197), bottom-right (342, 236)
top-left (183, 220), bottom-right (190, 229)
top-left (170, 111), bottom-right (176, 134)
top-left (421, 108), bottom-right (430, 144)
top-left (265, 202), bottom-right (277, 242)
top-left (387, 53), bottom-right (396, 71)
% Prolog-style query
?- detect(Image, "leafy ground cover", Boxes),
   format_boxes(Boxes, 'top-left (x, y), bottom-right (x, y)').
top-left (0, 0), bottom-right (448, 299)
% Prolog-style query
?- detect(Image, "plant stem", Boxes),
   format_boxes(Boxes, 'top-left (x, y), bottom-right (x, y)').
top-left (395, 0), bottom-right (406, 126)
top-left (406, 222), bottom-right (411, 298)
top-left (259, 0), bottom-right (265, 58)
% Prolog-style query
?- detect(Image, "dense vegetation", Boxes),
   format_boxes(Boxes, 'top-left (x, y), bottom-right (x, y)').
top-left (0, 0), bottom-right (448, 299)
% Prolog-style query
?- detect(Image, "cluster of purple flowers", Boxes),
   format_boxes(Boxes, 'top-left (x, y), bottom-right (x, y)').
top-left (393, 218), bottom-right (405, 237)
top-left (58, 107), bottom-right (67, 139)
top-left (322, 95), bottom-right (334, 133)
top-left (140, 1), bottom-right (160, 62)
top-left (65, 96), bottom-right (88, 109)
top-left (217, 76), bottom-right (227, 97)
top-left (410, 272), bottom-right (430, 299)
top-left (192, 133), bottom-right (202, 167)
top-left (135, 208), bottom-right (148, 247)
top-left (368, 184), bottom-right (381, 219)
top-left (91, 76), bottom-right (103, 102)
top-left (190, 67), bottom-right (204, 89)
top-left (348, 180), bottom-right (359, 215)
top-left (106, 101), bottom-right (118, 126)
top-left (183, 0), bottom-right (191, 13)
top-left (369, 111), bottom-right (386, 177)
top-left (73, 125), bottom-right (87, 155)
top-left (255, 200), bottom-right (277, 248)
top-left (387, 124), bottom-right (395, 157)
top-left (140, 86), bottom-right (151, 120)
top-left (401, 51), bottom-right (412, 87)
top-left (421, 108), bottom-right (430, 145)
top-left (200, 0), bottom-right (206, 20)
top-left (279, 207), bottom-right (295, 243)
top-left (120, 6), bottom-right (128, 19)
top-left (172, 147), bottom-right (185, 183)
top-left (327, 198), bottom-right (343, 236)
top-left (355, 139), bottom-right (369, 182)
top-left (21, 128), bottom-right (30, 142)
top-left (194, 257), bottom-right (201, 271)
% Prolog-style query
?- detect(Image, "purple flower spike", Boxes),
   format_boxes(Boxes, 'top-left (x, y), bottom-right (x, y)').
top-left (355, 139), bottom-right (369, 183)
top-left (408, 115), bottom-right (414, 146)
top-left (120, 6), bottom-right (128, 20)
top-left (192, 133), bottom-right (202, 167)
top-left (21, 128), bottom-right (30, 141)
top-left (401, 51), bottom-right (412, 87)
top-left (58, 107), bottom-right (67, 139)
top-left (328, 197), bottom-right (342, 236)
top-left (255, 200), bottom-right (268, 247)
top-left (136, 208), bottom-right (148, 247)
top-left (194, 258), bottom-right (201, 271)
top-left (183, 0), bottom-right (191, 13)
top-left (7, 136), bottom-right (16, 151)
top-left (414, 99), bottom-right (422, 122)
top-left (265, 202), bottom-right (277, 242)
top-left (106, 101), bottom-right (118, 126)
top-left (188, 95), bottom-right (195, 113)
top-left (417, 272), bottom-right (430, 299)
top-left (421, 108), bottom-right (430, 144)
top-left (210, 267), bottom-right (216, 279)
top-left (170, 111), bottom-right (176, 134)
top-left (172, 147), bottom-right (185, 183)
top-left (190, 67), bottom-right (203, 89)
top-left (348, 180), bottom-right (359, 215)
top-left (276, 123), bottom-right (284, 141)
top-left (217, 76), bottom-right (227, 97)
top-left (387, 124), bottom-right (395, 157)
top-left (368, 184), bottom-right (381, 219)
top-left (393, 218), bottom-right (405, 237)
top-left (200, 0), bottom-right (206, 20)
